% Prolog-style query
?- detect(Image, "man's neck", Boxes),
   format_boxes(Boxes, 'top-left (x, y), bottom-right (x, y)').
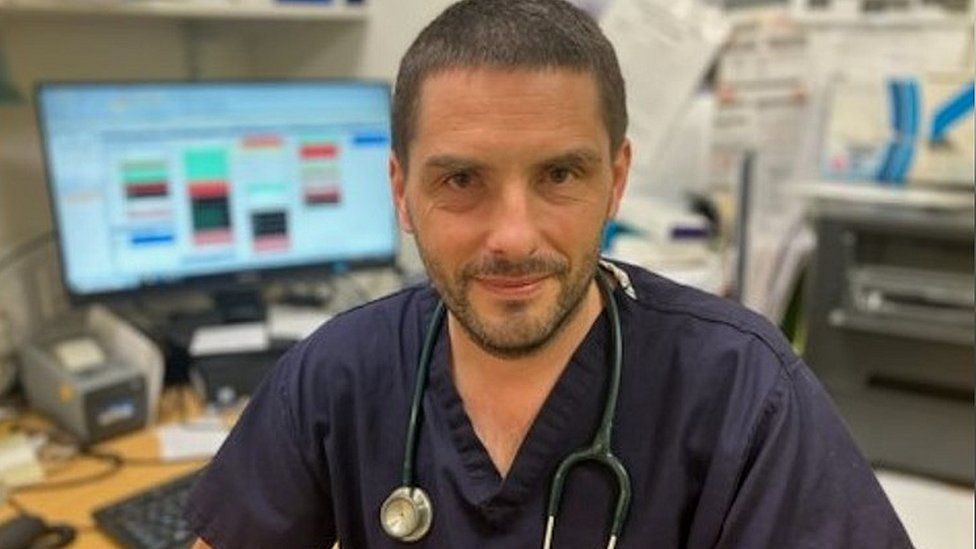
top-left (447, 279), bottom-right (604, 477)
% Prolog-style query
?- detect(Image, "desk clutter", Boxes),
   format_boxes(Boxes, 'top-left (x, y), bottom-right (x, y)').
top-left (0, 265), bottom-right (399, 547)
top-left (0, 386), bottom-right (238, 548)
top-left (15, 302), bottom-right (296, 443)
top-left (10, 269), bottom-right (380, 440)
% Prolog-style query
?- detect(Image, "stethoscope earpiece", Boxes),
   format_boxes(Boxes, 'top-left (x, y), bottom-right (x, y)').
top-left (380, 486), bottom-right (433, 542)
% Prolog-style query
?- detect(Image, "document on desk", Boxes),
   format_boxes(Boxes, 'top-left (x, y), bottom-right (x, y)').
top-left (155, 421), bottom-right (229, 461)
top-left (189, 322), bottom-right (269, 357)
top-left (0, 433), bottom-right (44, 487)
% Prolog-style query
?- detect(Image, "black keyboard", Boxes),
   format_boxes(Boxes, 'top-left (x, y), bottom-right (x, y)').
top-left (93, 470), bottom-right (202, 549)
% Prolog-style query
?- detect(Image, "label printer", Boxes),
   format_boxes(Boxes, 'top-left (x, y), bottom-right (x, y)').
top-left (19, 306), bottom-right (164, 443)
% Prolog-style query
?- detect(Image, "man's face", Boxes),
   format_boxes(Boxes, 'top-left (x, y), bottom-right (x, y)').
top-left (391, 68), bottom-right (630, 358)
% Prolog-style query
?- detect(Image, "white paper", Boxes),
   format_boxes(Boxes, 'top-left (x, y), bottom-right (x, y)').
top-left (608, 235), bottom-right (726, 295)
top-left (52, 336), bottom-right (105, 373)
top-left (0, 433), bottom-right (44, 487)
top-left (155, 423), bottom-right (229, 461)
top-left (189, 322), bottom-right (269, 357)
top-left (712, 16), bottom-right (813, 216)
top-left (645, 93), bottom-right (715, 200)
top-left (601, 0), bottom-right (729, 198)
top-left (741, 207), bottom-right (816, 323)
top-left (267, 305), bottom-right (332, 341)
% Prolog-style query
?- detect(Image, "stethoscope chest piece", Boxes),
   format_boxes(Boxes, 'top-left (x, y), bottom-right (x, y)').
top-left (380, 486), bottom-right (433, 542)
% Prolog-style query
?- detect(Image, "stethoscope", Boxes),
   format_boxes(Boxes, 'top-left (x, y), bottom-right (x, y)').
top-left (380, 269), bottom-right (631, 548)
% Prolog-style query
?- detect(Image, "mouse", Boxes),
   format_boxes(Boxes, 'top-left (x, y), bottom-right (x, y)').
top-left (0, 514), bottom-right (48, 549)
top-left (0, 514), bottom-right (75, 549)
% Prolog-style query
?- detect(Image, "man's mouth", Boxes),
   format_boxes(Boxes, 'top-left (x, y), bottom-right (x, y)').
top-left (473, 274), bottom-right (549, 299)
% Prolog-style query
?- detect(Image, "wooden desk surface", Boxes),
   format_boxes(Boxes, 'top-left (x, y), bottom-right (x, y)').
top-left (0, 387), bottom-right (228, 548)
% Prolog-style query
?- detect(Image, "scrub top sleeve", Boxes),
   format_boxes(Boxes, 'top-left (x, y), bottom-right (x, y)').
top-left (186, 347), bottom-right (336, 549)
top-left (715, 360), bottom-right (913, 549)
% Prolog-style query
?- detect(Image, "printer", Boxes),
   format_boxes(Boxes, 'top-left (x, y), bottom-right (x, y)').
top-left (18, 305), bottom-right (163, 443)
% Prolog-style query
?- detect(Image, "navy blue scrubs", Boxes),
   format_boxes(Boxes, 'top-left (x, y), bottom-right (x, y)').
top-left (187, 262), bottom-right (912, 548)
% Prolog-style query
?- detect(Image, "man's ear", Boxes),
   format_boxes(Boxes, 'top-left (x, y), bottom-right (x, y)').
top-left (390, 152), bottom-right (414, 234)
top-left (606, 138), bottom-right (631, 219)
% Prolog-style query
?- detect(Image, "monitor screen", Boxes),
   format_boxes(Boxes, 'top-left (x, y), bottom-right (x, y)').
top-left (36, 81), bottom-right (397, 298)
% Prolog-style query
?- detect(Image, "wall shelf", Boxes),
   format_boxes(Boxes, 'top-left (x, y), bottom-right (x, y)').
top-left (790, 8), bottom-right (972, 29)
top-left (0, 0), bottom-right (370, 21)
top-left (792, 180), bottom-right (976, 211)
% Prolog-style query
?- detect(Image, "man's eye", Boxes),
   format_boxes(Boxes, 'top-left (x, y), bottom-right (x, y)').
top-left (445, 172), bottom-right (473, 189)
top-left (546, 167), bottom-right (574, 184)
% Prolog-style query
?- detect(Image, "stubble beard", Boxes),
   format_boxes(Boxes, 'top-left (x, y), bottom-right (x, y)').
top-left (416, 240), bottom-right (602, 360)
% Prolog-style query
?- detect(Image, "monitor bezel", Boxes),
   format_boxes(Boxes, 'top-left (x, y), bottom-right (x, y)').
top-left (34, 78), bottom-right (399, 305)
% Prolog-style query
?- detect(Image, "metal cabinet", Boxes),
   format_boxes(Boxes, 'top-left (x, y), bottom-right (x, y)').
top-left (803, 188), bottom-right (974, 484)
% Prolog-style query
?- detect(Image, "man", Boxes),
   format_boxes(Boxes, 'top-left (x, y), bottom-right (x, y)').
top-left (188, 1), bottom-right (912, 547)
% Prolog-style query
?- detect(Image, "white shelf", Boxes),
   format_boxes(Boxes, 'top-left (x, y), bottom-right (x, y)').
top-left (0, 0), bottom-right (370, 21)
top-left (792, 180), bottom-right (975, 211)
top-left (719, 4), bottom-right (972, 29)
top-left (789, 8), bottom-right (972, 29)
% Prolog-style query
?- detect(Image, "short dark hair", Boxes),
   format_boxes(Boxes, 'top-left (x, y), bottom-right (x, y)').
top-left (392, 0), bottom-right (627, 170)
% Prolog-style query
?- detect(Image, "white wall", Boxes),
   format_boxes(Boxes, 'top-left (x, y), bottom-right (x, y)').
top-left (0, 16), bottom-right (191, 250)
top-left (355, 1), bottom-right (454, 80)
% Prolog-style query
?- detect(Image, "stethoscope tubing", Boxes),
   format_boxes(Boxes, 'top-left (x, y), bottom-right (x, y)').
top-left (390, 269), bottom-right (631, 547)
top-left (543, 270), bottom-right (630, 548)
top-left (402, 300), bottom-right (446, 487)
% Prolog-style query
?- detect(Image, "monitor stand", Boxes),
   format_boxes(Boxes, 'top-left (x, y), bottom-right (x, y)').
top-left (136, 286), bottom-right (266, 386)
top-left (211, 286), bottom-right (266, 324)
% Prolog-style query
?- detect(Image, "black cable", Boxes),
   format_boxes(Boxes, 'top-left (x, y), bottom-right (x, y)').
top-left (8, 491), bottom-right (96, 546)
top-left (83, 447), bottom-right (210, 467)
top-left (12, 447), bottom-right (204, 493)
top-left (12, 452), bottom-right (123, 493)
top-left (0, 231), bottom-right (54, 276)
top-left (1, 412), bottom-right (207, 546)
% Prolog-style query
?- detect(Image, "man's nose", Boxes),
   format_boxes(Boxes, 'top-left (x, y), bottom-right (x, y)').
top-left (483, 183), bottom-right (539, 258)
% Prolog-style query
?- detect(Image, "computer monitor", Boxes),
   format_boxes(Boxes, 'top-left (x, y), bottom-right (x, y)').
top-left (35, 80), bottom-right (397, 306)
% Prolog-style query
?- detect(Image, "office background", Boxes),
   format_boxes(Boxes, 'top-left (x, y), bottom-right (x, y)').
top-left (0, 0), bottom-right (972, 547)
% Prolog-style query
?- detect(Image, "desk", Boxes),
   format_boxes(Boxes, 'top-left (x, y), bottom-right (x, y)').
top-left (0, 387), bottom-right (227, 548)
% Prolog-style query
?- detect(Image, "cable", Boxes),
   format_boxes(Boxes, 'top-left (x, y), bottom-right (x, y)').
top-left (119, 455), bottom-right (210, 466)
top-left (83, 448), bottom-right (209, 467)
top-left (8, 490), bottom-right (97, 548)
top-left (6, 388), bottom-right (213, 492)
top-left (2, 493), bottom-right (78, 547)
top-left (10, 447), bottom-right (204, 492)
top-left (0, 419), bottom-right (125, 494)
top-left (13, 452), bottom-right (123, 493)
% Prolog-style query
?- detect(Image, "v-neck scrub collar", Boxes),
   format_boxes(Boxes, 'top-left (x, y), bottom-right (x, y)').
top-left (425, 288), bottom-right (619, 525)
